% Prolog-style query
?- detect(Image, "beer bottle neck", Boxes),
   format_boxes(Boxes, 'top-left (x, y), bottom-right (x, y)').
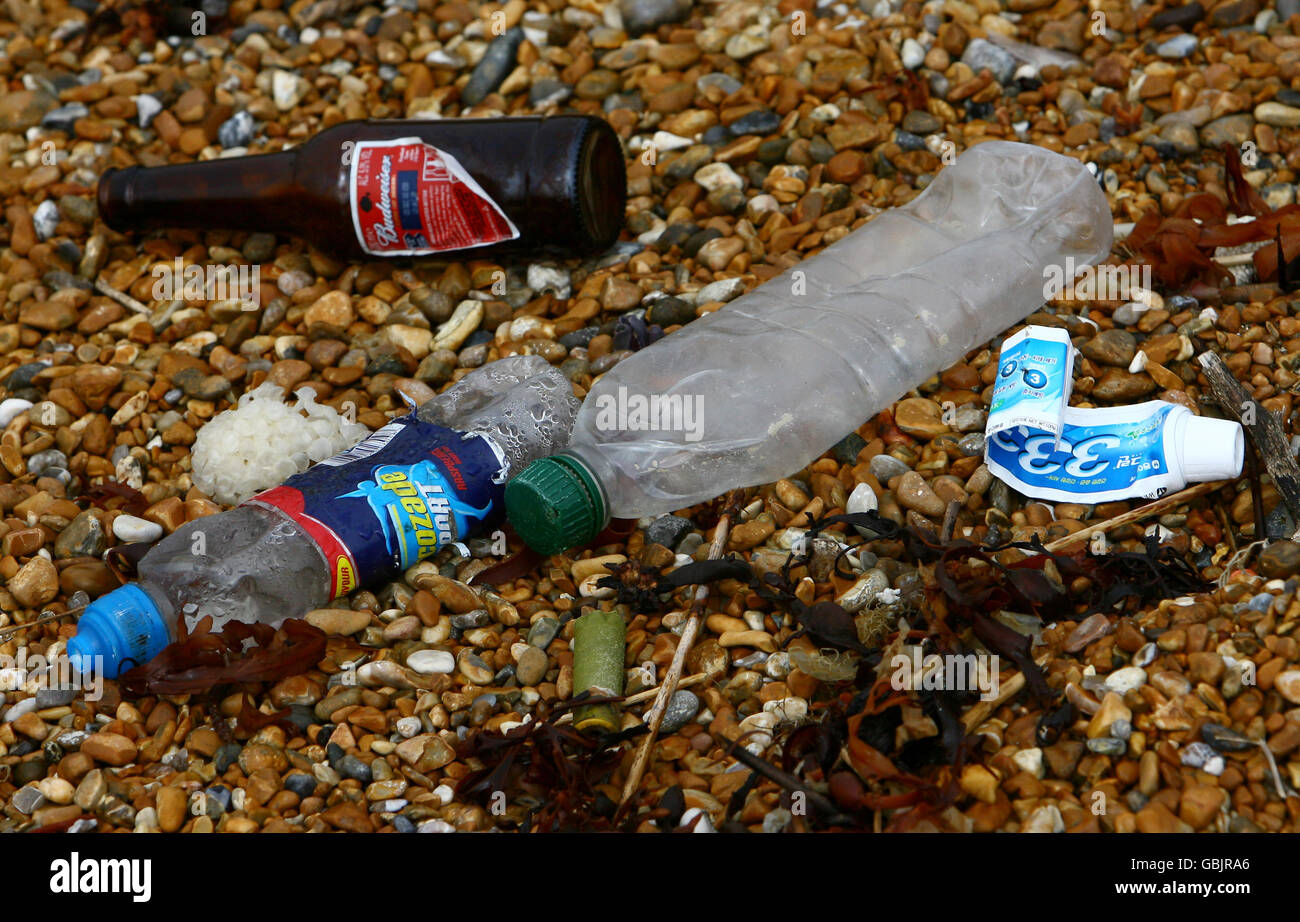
top-left (97, 150), bottom-right (303, 236)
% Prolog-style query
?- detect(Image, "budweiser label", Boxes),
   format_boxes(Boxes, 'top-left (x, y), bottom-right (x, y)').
top-left (348, 137), bottom-right (519, 256)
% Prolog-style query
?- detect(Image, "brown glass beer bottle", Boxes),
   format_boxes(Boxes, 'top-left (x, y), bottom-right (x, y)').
top-left (97, 115), bottom-right (626, 260)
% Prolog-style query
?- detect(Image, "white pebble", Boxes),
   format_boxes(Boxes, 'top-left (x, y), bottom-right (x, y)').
top-left (679, 807), bottom-right (716, 832)
top-left (1145, 523), bottom-right (1174, 543)
top-left (134, 94), bottom-right (163, 128)
top-left (693, 162), bottom-right (744, 192)
top-left (762, 697), bottom-right (808, 723)
top-left (650, 130), bottom-right (692, 152)
top-left (526, 264), bottom-right (571, 299)
top-left (395, 716), bottom-right (422, 738)
top-left (112, 514), bottom-right (163, 544)
top-left (32, 200), bottom-right (59, 241)
top-left (1014, 63), bottom-right (1038, 83)
top-left (1127, 350), bottom-right (1148, 374)
top-left (1104, 665), bottom-right (1147, 694)
top-left (846, 482), bottom-right (879, 537)
top-left (1012, 747), bottom-right (1044, 778)
top-left (901, 37), bottom-right (924, 69)
top-left (406, 649), bottom-right (456, 675)
top-left (746, 193), bottom-right (779, 222)
top-left (636, 219), bottom-right (666, 245)
top-left (0, 398), bottom-right (33, 428)
top-left (695, 277), bottom-right (745, 303)
top-left (1023, 804), bottom-right (1064, 833)
top-left (272, 70), bottom-right (302, 111)
top-left (3, 697), bottom-right (36, 723)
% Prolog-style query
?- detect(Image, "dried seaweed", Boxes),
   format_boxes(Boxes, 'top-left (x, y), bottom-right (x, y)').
top-left (1120, 145), bottom-right (1300, 290)
top-left (81, 480), bottom-right (150, 516)
top-left (454, 701), bottom-right (627, 832)
top-left (468, 520), bottom-right (640, 589)
top-left (1222, 142), bottom-right (1270, 218)
top-left (658, 555), bottom-right (752, 589)
top-left (1036, 698), bottom-right (1077, 747)
top-left (458, 494), bottom-right (1211, 831)
top-left (466, 544), bottom-right (542, 587)
top-left (730, 506), bottom-right (1216, 830)
top-left (595, 554), bottom-right (754, 612)
top-left (653, 785), bottom-right (685, 829)
top-left (762, 703), bottom-right (959, 830)
top-left (119, 615), bottom-right (326, 695)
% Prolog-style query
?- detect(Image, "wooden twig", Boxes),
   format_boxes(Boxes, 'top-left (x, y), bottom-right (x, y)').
top-left (0, 607), bottom-right (83, 640)
top-left (93, 278), bottom-right (151, 314)
top-left (553, 672), bottom-right (709, 726)
top-left (1213, 251), bottom-right (1259, 268)
top-left (1041, 480), bottom-right (1227, 554)
top-left (961, 654), bottom-right (1053, 732)
top-left (618, 513), bottom-right (731, 810)
top-left (1197, 350), bottom-right (1300, 539)
top-left (940, 499), bottom-right (961, 543)
top-left (726, 740), bottom-right (852, 824)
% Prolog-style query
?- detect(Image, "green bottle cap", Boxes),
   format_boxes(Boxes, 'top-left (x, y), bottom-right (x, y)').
top-left (505, 455), bottom-right (607, 555)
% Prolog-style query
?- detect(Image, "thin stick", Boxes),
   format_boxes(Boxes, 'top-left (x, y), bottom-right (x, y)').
top-left (0, 607), bottom-right (84, 640)
top-left (726, 740), bottom-right (851, 824)
top-left (1213, 251), bottom-right (1259, 268)
top-left (553, 673), bottom-right (710, 726)
top-left (619, 513), bottom-right (731, 810)
top-left (94, 278), bottom-right (151, 314)
top-left (961, 654), bottom-right (1053, 732)
top-left (1041, 480), bottom-right (1226, 554)
top-left (940, 499), bottom-right (961, 543)
top-left (1256, 739), bottom-right (1298, 800)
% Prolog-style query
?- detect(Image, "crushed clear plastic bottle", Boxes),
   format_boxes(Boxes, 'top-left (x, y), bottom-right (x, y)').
top-left (506, 142), bottom-right (1114, 552)
top-left (69, 355), bottom-right (578, 677)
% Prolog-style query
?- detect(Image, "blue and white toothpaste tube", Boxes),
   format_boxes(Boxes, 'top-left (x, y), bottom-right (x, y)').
top-left (985, 400), bottom-right (1244, 503)
top-left (987, 325), bottom-right (1074, 445)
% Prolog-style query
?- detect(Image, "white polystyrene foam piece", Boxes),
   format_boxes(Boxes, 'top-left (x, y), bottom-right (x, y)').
top-left (190, 382), bottom-right (372, 505)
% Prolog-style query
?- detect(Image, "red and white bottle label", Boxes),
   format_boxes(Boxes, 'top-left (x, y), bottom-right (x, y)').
top-left (348, 137), bottom-right (520, 256)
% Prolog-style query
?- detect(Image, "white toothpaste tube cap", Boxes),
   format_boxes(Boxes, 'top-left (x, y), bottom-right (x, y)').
top-left (1179, 416), bottom-right (1244, 482)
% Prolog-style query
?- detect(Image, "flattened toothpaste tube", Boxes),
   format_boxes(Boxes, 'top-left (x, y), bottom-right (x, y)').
top-left (985, 400), bottom-right (1245, 504)
top-left (986, 325), bottom-right (1074, 445)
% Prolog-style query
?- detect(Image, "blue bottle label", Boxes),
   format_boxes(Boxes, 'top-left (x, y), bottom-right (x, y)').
top-left (246, 415), bottom-right (505, 598)
top-left (985, 401), bottom-right (1179, 503)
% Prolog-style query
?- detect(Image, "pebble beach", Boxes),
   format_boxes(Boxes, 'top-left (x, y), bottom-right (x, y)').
top-left (2, 0), bottom-right (1300, 834)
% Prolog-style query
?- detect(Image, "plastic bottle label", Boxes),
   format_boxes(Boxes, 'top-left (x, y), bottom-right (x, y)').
top-left (348, 137), bottom-right (520, 257)
top-left (985, 402), bottom-right (1178, 503)
top-left (247, 416), bottom-right (505, 598)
